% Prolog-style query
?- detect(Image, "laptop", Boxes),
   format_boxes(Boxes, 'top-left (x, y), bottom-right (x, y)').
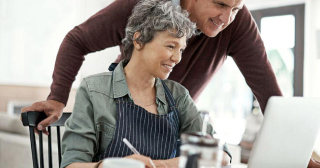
top-left (247, 96), bottom-right (320, 168)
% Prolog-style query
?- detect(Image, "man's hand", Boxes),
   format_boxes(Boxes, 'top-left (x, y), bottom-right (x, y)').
top-left (308, 158), bottom-right (320, 168)
top-left (21, 100), bottom-right (64, 135)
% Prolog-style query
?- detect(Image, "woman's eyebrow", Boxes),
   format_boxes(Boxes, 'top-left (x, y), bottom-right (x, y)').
top-left (166, 40), bottom-right (187, 48)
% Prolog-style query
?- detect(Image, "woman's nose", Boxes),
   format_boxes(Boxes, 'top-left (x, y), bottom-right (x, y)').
top-left (171, 50), bottom-right (182, 64)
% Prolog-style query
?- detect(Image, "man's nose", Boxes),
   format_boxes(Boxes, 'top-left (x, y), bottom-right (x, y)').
top-left (219, 8), bottom-right (233, 25)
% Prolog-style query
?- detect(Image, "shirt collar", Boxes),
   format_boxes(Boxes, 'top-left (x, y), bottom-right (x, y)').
top-left (112, 60), bottom-right (130, 98)
top-left (112, 60), bottom-right (168, 105)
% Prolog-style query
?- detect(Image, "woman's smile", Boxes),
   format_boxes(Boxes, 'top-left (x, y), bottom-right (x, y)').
top-left (162, 63), bottom-right (174, 72)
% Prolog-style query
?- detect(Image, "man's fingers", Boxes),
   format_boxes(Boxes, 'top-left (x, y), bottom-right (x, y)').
top-left (21, 102), bottom-right (45, 113)
top-left (34, 127), bottom-right (39, 135)
top-left (21, 106), bottom-right (36, 113)
top-left (33, 125), bottom-right (49, 136)
top-left (37, 115), bottom-right (59, 131)
top-left (21, 102), bottom-right (45, 122)
top-left (21, 102), bottom-right (45, 128)
top-left (42, 127), bottom-right (49, 135)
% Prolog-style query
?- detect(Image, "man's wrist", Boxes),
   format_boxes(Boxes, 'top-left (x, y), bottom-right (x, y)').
top-left (47, 94), bottom-right (68, 106)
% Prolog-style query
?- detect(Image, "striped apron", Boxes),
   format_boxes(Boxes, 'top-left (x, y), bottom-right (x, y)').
top-left (95, 63), bottom-right (180, 161)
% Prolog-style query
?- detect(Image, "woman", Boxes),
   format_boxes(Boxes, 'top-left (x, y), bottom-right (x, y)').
top-left (61, 0), bottom-right (231, 168)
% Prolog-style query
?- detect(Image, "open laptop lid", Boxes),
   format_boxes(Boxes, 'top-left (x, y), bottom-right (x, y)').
top-left (248, 96), bottom-right (320, 168)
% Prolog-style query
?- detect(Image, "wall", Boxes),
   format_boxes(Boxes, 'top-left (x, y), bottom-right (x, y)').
top-left (0, 0), bottom-right (119, 113)
top-left (304, 0), bottom-right (320, 98)
top-left (0, 0), bottom-right (319, 155)
top-left (304, 0), bottom-right (320, 155)
top-left (245, 0), bottom-right (305, 10)
top-left (0, 85), bottom-right (77, 113)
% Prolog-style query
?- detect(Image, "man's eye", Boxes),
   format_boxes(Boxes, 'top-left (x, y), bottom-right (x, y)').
top-left (232, 8), bottom-right (239, 12)
top-left (215, 2), bottom-right (226, 7)
top-left (167, 45), bottom-right (174, 49)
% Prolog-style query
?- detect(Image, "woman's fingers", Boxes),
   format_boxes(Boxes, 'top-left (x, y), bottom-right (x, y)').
top-left (124, 154), bottom-right (154, 168)
top-left (221, 152), bottom-right (231, 166)
top-left (153, 160), bottom-right (168, 168)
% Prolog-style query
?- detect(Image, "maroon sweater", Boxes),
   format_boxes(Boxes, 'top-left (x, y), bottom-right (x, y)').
top-left (48, 0), bottom-right (282, 112)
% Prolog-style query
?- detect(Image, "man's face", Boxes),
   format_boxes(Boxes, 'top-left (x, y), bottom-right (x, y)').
top-left (189, 0), bottom-right (244, 37)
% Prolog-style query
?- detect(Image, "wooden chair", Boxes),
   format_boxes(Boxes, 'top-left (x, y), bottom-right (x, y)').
top-left (21, 111), bottom-right (71, 168)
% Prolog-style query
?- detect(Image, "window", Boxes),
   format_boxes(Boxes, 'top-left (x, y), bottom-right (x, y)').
top-left (196, 4), bottom-right (305, 147)
top-left (196, 58), bottom-right (253, 145)
top-left (251, 4), bottom-right (305, 96)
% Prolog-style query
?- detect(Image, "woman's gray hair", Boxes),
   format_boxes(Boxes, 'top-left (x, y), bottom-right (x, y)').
top-left (122, 0), bottom-right (196, 59)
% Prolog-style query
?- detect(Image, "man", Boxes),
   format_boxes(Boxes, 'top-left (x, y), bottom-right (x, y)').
top-left (21, 0), bottom-right (320, 167)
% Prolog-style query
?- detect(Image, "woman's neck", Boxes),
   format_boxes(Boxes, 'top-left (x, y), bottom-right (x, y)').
top-left (124, 58), bottom-right (155, 93)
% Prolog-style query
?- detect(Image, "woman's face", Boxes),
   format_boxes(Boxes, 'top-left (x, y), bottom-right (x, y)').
top-left (139, 30), bottom-right (187, 80)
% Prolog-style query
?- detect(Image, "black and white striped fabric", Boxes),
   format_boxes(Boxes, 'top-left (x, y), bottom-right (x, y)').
top-left (95, 80), bottom-right (180, 161)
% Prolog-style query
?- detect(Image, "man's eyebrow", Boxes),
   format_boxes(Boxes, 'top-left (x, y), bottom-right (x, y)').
top-left (214, 0), bottom-right (243, 9)
top-left (213, 0), bottom-right (231, 7)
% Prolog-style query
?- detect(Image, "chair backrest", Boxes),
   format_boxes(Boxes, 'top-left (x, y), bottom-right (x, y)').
top-left (22, 111), bottom-right (71, 168)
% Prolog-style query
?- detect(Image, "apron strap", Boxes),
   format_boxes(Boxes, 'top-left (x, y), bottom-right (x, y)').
top-left (160, 80), bottom-right (177, 109)
top-left (108, 63), bottom-right (118, 71)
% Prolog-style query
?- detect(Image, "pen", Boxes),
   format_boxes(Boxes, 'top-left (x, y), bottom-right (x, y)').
top-left (123, 138), bottom-right (156, 168)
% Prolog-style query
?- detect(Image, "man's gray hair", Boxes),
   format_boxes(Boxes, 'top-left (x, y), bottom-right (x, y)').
top-left (122, 0), bottom-right (196, 59)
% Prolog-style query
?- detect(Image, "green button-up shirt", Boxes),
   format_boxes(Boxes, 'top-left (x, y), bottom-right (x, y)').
top-left (61, 61), bottom-right (229, 168)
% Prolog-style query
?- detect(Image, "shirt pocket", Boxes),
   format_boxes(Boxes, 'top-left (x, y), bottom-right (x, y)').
top-left (96, 122), bottom-right (115, 154)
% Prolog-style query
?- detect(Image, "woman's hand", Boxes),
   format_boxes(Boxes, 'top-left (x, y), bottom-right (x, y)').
top-left (221, 152), bottom-right (231, 166)
top-left (125, 154), bottom-right (156, 168)
top-left (152, 160), bottom-right (168, 168)
top-left (153, 157), bottom-right (179, 168)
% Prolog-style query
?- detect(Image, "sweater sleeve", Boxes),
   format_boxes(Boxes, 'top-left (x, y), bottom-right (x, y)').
top-left (227, 5), bottom-right (282, 113)
top-left (47, 0), bottom-right (136, 105)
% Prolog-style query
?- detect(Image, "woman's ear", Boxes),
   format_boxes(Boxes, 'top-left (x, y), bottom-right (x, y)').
top-left (133, 32), bottom-right (143, 51)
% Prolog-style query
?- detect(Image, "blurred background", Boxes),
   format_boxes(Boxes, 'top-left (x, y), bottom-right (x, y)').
top-left (0, 0), bottom-right (320, 167)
